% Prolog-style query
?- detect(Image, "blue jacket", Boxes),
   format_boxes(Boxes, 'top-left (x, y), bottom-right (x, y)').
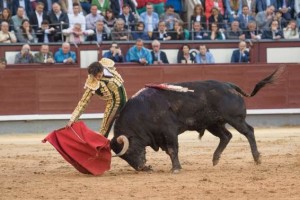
top-left (195, 52), bottom-right (215, 64)
top-left (126, 46), bottom-right (152, 65)
top-left (54, 48), bottom-right (77, 63)
top-left (257, 0), bottom-right (278, 12)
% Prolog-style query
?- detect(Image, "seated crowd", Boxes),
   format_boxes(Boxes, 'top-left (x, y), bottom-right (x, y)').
top-left (1, 0), bottom-right (299, 68)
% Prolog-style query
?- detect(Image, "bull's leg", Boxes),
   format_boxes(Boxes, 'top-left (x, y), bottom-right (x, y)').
top-left (164, 135), bottom-right (182, 173)
top-left (229, 120), bottom-right (261, 164)
top-left (207, 124), bottom-right (232, 166)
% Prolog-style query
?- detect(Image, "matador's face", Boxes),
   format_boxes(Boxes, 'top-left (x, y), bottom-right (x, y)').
top-left (94, 72), bottom-right (103, 81)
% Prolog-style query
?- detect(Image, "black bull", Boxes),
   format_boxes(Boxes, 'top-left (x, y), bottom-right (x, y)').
top-left (110, 67), bottom-right (283, 172)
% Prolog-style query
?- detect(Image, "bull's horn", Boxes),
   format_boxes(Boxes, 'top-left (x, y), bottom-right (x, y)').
top-left (112, 135), bottom-right (129, 157)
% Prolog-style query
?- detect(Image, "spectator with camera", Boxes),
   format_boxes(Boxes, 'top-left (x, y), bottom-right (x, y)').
top-left (14, 44), bottom-right (34, 64)
top-left (103, 42), bottom-right (124, 63)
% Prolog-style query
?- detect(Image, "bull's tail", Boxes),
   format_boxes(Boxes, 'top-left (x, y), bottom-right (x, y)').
top-left (228, 66), bottom-right (285, 97)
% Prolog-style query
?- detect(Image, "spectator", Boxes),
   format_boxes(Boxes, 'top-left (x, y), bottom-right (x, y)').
top-left (273, 10), bottom-right (288, 30)
top-left (256, 0), bottom-right (277, 13)
top-left (241, 20), bottom-right (262, 40)
top-left (190, 4), bottom-right (207, 30)
top-left (140, 3), bottom-right (160, 34)
top-left (190, 21), bottom-right (208, 40)
top-left (231, 41), bottom-right (249, 63)
top-left (118, 4), bottom-right (136, 31)
top-left (28, 2), bottom-right (49, 32)
top-left (126, 39), bottom-right (152, 65)
top-left (68, 3), bottom-right (87, 30)
top-left (277, 0), bottom-right (295, 21)
top-left (206, 22), bottom-right (226, 40)
top-left (103, 9), bottom-right (117, 29)
top-left (148, 0), bottom-right (166, 16)
top-left (242, 0), bottom-right (256, 16)
top-left (226, 0), bottom-right (243, 23)
top-left (0, 8), bottom-right (14, 31)
top-left (151, 21), bottom-right (172, 40)
top-left (0, 21), bottom-right (17, 43)
top-left (12, 0), bottom-right (33, 16)
top-left (34, 44), bottom-right (55, 63)
top-left (14, 44), bottom-right (34, 64)
top-left (91, 0), bottom-right (110, 14)
top-left (165, 0), bottom-right (183, 14)
top-left (208, 7), bottom-right (225, 30)
top-left (48, 2), bottom-right (70, 42)
top-left (16, 19), bottom-right (37, 43)
top-left (151, 39), bottom-right (169, 64)
top-left (283, 20), bottom-right (299, 39)
top-left (40, 0), bottom-right (54, 13)
top-left (110, 0), bottom-right (136, 17)
top-left (205, 0), bottom-right (225, 20)
top-left (54, 42), bottom-right (77, 64)
top-left (295, 0), bottom-right (300, 28)
top-left (0, 58), bottom-right (7, 70)
top-left (177, 44), bottom-right (195, 64)
top-left (111, 18), bottom-right (132, 41)
top-left (86, 4), bottom-right (105, 30)
top-left (80, 0), bottom-right (91, 15)
top-left (103, 42), bottom-right (124, 63)
top-left (36, 20), bottom-right (56, 43)
top-left (262, 20), bottom-right (284, 40)
top-left (195, 45), bottom-right (215, 64)
top-left (59, 0), bottom-right (83, 15)
top-left (63, 23), bottom-right (94, 43)
top-left (131, 21), bottom-right (150, 40)
top-left (86, 20), bottom-right (111, 42)
top-left (237, 5), bottom-right (255, 30)
top-left (256, 5), bottom-right (275, 31)
top-left (0, 1), bottom-right (13, 15)
top-left (11, 6), bottom-right (28, 32)
top-left (226, 20), bottom-right (243, 40)
top-left (160, 4), bottom-right (182, 30)
top-left (171, 21), bottom-right (189, 40)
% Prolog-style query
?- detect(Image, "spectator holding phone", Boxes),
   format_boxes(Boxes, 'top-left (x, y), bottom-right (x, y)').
top-left (103, 42), bottom-right (124, 63)
top-left (14, 44), bottom-right (34, 64)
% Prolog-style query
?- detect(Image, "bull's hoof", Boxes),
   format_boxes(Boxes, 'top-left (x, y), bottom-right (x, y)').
top-left (138, 165), bottom-right (153, 172)
top-left (212, 159), bottom-right (219, 166)
top-left (172, 169), bottom-right (181, 174)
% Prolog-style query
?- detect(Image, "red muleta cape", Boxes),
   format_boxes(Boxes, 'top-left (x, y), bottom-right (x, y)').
top-left (42, 121), bottom-right (111, 175)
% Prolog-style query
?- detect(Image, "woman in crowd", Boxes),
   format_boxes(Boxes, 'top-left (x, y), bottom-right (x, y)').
top-left (16, 19), bottom-right (37, 43)
top-left (190, 4), bottom-right (207, 30)
top-left (177, 44), bottom-right (195, 64)
top-left (0, 8), bottom-right (14, 31)
top-left (283, 20), bottom-right (299, 39)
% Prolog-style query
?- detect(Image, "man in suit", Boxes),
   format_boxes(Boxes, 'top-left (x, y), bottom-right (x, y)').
top-left (256, 0), bottom-right (277, 12)
top-left (110, 0), bottom-right (136, 17)
top-left (277, 0), bottom-right (294, 20)
top-left (118, 4), bottom-right (136, 31)
top-left (151, 40), bottom-right (169, 64)
top-left (29, 2), bottom-right (50, 32)
top-left (103, 42), bottom-right (124, 63)
top-left (34, 44), bottom-right (55, 63)
top-left (151, 21), bottom-right (172, 41)
top-left (48, 2), bottom-right (69, 42)
top-left (86, 20), bottom-right (110, 42)
top-left (231, 41), bottom-right (250, 63)
top-left (237, 5), bottom-right (255, 30)
top-left (242, 0), bottom-right (256, 16)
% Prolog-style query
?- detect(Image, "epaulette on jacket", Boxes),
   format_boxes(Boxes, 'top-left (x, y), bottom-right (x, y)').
top-left (84, 75), bottom-right (100, 92)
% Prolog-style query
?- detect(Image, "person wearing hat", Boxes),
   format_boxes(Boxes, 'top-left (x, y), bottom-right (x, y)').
top-left (67, 58), bottom-right (127, 137)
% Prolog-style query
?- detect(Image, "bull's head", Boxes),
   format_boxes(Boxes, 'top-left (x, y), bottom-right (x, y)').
top-left (111, 135), bottom-right (151, 171)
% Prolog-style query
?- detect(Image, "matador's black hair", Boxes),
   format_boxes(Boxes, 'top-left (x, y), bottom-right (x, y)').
top-left (88, 62), bottom-right (104, 76)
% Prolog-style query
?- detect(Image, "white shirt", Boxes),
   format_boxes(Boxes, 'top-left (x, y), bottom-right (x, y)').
top-left (147, 15), bottom-right (153, 32)
top-left (3, 0), bottom-right (7, 8)
top-left (36, 11), bottom-right (43, 28)
top-left (68, 13), bottom-right (86, 30)
top-left (67, 0), bottom-right (73, 14)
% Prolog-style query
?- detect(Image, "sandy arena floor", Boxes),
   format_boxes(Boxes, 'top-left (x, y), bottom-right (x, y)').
top-left (0, 127), bottom-right (299, 200)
